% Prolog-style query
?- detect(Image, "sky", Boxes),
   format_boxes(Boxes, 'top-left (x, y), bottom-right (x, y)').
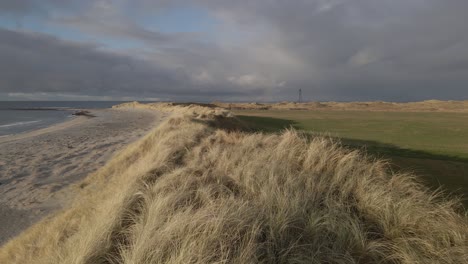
top-left (0, 0), bottom-right (467, 102)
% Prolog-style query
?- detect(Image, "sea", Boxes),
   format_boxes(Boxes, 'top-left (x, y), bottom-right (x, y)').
top-left (0, 101), bottom-right (131, 137)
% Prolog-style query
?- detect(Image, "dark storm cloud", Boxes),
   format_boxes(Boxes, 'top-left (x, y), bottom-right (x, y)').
top-left (192, 0), bottom-right (468, 100)
top-left (0, 1), bottom-right (37, 13)
top-left (0, 28), bottom-right (265, 100)
top-left (0, 0), bottom-right (88, 17)
top-left (1, 0), bottom-right (468, 101)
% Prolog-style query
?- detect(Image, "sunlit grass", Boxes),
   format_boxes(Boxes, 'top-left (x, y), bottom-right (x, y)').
top-left (236, 110), bottom-right (468, 204)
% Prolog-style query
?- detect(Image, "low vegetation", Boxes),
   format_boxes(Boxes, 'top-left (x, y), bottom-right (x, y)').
top-left (1, 102), bottom-right (467, 263)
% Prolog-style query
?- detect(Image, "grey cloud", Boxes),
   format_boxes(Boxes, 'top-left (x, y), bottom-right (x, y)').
top-left (191, 0), bottom-right (468, 100)
top-left (0, 0), bottom-right (89, 16)
top-left (0, 28), bottom-right (268, 101)
top-left (2, 0), bottom-right (468, 101)
top-left (53, 1), bottom-right (180, 45)
top-left (0, 0), bottom-right (47, 14)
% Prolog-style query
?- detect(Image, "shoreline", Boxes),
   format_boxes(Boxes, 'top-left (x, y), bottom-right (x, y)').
top-left (0, 114), bottom-right (85, 144)
top-left (0, 108), bottom-right (165, 245)
top-left (0, 107), bottom-right (82, 141)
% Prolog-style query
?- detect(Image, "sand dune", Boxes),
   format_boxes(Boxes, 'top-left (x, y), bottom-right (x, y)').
top-left (1, 102), bottom-right (466, 263)
top-left (213, 100), bottom-right (468, 112)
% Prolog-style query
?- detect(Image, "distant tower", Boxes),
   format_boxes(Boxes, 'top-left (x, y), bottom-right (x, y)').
top-left (298, 89), bottom-right (302, 103)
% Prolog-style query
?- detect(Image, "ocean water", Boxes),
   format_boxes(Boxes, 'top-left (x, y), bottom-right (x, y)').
top-left (0, 101), bottom-right (131, 136)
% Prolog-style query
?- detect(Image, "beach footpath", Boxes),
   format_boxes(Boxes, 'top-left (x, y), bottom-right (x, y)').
top-left (0, 107), bottom-right (165, 245)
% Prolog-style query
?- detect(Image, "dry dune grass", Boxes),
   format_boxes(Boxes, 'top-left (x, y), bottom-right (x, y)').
top-left (214, 100), bottom-right (468, 112)
top-left (113, 101), bottom-right (232, 118)
top-left (1, 103), bottom-right (467, 263)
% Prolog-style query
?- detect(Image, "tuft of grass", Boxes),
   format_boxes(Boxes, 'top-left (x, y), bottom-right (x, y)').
top-left (1, 104), bottom-right (467, 263)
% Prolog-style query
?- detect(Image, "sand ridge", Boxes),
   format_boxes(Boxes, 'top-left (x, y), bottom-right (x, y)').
top-left (213, 100), bottom-right (468, 112)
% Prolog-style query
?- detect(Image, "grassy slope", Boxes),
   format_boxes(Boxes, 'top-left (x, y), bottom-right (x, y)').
top-left (1, 104), bottom-right (467, 263)
top-left (236, 110), bottom-right (468, 204)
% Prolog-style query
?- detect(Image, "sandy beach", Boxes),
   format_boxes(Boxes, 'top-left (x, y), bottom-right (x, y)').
top-left (0, 108), bottom-right (164, 245)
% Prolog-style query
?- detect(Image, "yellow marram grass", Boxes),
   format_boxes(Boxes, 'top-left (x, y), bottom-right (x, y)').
top-left (0, 103), bottom-right (467, 263)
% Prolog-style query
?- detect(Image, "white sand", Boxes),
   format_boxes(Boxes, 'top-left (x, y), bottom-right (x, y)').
top-left (0, 108), bottom-right (165, 244)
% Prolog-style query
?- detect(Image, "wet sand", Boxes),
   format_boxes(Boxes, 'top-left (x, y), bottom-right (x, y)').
top-left (0, 108), bottom-right (165, 245)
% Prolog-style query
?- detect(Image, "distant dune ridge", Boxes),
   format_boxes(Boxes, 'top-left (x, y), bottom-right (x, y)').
top-left (1, 102), bottom-right (467, 263)
top-left (213, 100), bottom-right (468, 112)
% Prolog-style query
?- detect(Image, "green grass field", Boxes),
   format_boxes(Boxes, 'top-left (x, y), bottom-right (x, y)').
top-left (236, 110), bottom-right (468, 207)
